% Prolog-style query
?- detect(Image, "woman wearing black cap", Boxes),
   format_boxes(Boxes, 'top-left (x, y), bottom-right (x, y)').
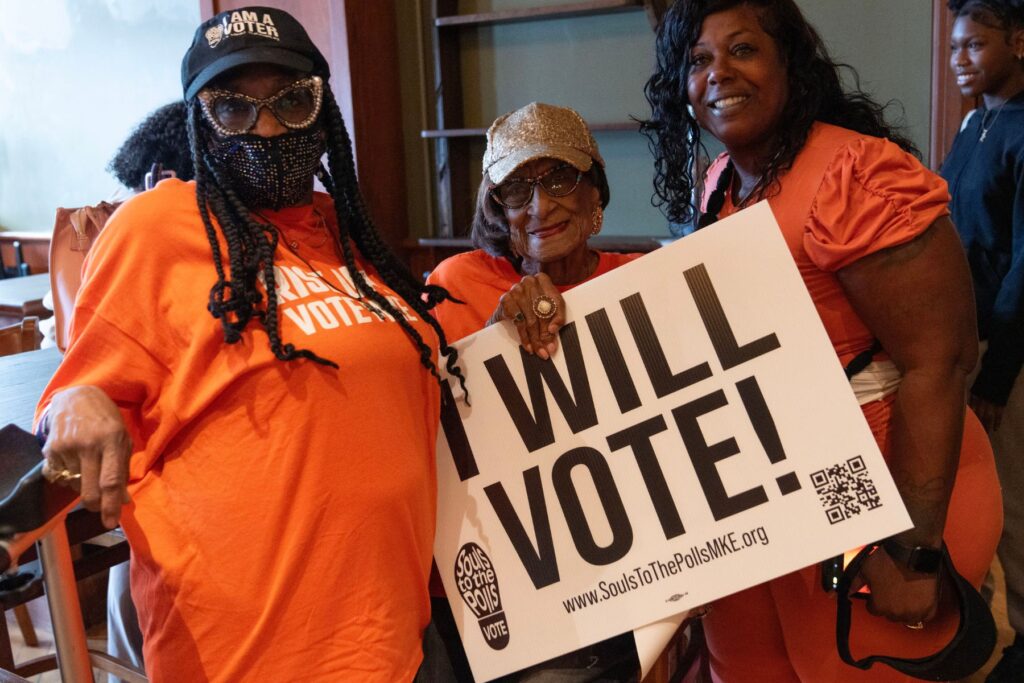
top-left (34, 7), bottom-right (462, 681)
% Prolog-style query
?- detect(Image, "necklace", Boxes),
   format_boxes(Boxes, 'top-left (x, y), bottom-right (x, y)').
top-left (280, 208), bottom-right (330, 250)
top-left (275, 235), bottom-right (390, 319)
top-left (979, 101), bottom-right (1007, 142)
top-left (278, 235), bottom-right (350, 298)
top-left (731, 174), bottom-right (764, 209)
top-left (251, 209), bottom-right (369, 304)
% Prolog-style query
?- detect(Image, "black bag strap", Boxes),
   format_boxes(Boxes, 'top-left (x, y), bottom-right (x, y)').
top-left (835, 342), bottom-right (996, 680)
top-left (843, 339), bottom-right (883, 380)
top-left (836, 543), bottom-right (997, 681)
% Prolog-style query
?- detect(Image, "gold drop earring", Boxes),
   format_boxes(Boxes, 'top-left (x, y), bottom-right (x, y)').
top-left (591, 206), bottom-right (604, 236)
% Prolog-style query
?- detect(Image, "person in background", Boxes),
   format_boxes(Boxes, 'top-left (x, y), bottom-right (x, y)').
top-left (34, 6), bottom-right (461, 681)
top-left (107, 100), bottom-right (194, 193)
top-left (941, 1), bottom-right (1024, 680)
top-left (422, 102), bottom-right (643, 681)
top-left (643, 0), bottom-right (1001, 680)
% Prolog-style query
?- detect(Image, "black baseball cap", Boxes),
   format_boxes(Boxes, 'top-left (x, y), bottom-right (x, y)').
top-left (181, 6), bottom-right (330, 101)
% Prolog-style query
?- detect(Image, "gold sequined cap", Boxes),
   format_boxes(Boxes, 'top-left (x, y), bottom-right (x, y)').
top-left (483, 102), bottom-right (604, 184)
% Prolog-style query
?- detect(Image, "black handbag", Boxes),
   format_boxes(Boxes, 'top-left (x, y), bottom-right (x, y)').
top-left (835, 542), bottom-right (997, 681)
top-left (828, 342), bottom-right (997, 680)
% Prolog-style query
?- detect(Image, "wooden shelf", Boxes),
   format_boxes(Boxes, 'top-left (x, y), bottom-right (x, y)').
top-left (435, 0), bottom-right (644, 28)
top-left (421, 121), bottom-right (640, 138)
top-left (422, 0), bottom-right (666, 244)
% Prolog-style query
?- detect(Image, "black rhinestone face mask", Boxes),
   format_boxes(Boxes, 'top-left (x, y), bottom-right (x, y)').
top-left (206, 127), bottom-right (326, 210)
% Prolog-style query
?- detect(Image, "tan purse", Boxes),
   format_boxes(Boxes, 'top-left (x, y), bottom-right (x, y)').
top-left (48, 202), bottom-right (120, 351)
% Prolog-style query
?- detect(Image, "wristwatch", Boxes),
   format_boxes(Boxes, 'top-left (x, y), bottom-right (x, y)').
top-left (880, 538), bottom-right (943, 574)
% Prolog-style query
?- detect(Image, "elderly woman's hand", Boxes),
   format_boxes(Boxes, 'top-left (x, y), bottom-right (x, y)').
top-left (488, 273), bottom-right (566, 360)
top-left (41, 385), bottom-right (132, 529)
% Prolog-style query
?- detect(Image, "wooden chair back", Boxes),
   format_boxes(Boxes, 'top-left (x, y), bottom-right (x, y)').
top-left (0, 318), bottom-right (41, 357)
top-left (50, 203), bottom-right (119, 351)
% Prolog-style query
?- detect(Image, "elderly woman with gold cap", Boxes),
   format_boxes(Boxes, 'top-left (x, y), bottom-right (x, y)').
top-left (428, 102), bottom-right (639, 359)
top-left (422, 102), bottom-right (642, 681)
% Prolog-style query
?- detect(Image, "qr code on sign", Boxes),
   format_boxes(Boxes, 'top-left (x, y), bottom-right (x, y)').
top-left (810, 456), bottom-right (882, 524)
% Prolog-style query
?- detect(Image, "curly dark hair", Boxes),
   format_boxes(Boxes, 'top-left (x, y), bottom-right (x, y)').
top-left (185, 76), bottom-right (464, 388)
top-left (641, 0), bottom-right (920, 226)
top-left (107, 101), bottom-right (194, 192)
top-left (948, 0), bottom-right (1024, 30)
top-left (471, 162), bottom-right (610, 264)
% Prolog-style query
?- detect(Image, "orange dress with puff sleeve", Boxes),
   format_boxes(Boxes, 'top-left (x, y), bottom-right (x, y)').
top-left (695, 123), bottom-right (1002, 683)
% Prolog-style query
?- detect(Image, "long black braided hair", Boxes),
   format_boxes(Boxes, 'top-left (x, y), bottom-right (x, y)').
top-left (185, 78), bottom-right (465, 388)
top-left (641, 0), bottom-right (920, 228)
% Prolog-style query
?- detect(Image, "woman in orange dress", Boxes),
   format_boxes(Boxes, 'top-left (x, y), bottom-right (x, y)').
top-left (642, 1), bottom-right (1002, 681)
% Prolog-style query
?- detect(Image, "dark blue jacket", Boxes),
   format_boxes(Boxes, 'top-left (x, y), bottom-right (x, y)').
top-left (941, 91), bottom-right (1024, 405)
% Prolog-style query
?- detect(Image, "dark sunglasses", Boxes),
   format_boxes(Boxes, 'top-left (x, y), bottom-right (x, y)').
top-left (197, 75), bottom-right (323, 136)
top-left (490, 164), bottom-right (583, 210)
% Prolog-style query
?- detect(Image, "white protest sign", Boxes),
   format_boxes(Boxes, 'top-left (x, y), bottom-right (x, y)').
top-left (434, 202), bottom-right (912, 682)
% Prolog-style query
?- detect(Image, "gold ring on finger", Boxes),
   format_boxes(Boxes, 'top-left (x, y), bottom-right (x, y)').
top-left (57, 469), bottom-right (81, 484)
top-left (44, 463), bottom-right (81, 484)
top-left (532, 295), bottom-right (557, 320)
top-left (513, 311), bottom-right (526, 323)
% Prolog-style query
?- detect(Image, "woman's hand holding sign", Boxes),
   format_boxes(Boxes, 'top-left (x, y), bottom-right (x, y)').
top-left (488, 273), bottom-right (566, 360)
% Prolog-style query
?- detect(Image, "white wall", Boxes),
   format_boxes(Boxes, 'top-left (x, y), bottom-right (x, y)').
top-left (0, 0), bottom-right (200, 232)
top-left (799, 0), bottom-right (933, 161)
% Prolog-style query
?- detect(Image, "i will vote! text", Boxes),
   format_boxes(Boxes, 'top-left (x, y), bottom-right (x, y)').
top-left (440, 263), bottom-right (799, 590)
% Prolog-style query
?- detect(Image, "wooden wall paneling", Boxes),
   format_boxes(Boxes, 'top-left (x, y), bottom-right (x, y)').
top-left (422, 1), bottom-right (658, 245)
top-left (930, 0), bottom-right (976, 169)
top-left (199, 1), bottom-right (409, 252)
top-left (643, 0), bottom-right (669, 30)
top-left (339, 3), bottom-right (408, 251)
top-left (431, 0), bottom-right (470, 238)
top-left (197, 0), bottom-right (216, 20)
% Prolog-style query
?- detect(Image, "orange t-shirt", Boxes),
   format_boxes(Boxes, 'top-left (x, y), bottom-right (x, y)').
top-left (36, 180), bottom-right (440, 682)
top-left (427, 249), bottom-right (642, 343)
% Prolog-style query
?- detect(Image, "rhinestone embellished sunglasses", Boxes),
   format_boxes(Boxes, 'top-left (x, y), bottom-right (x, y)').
top-left (490, 164), bottom-right (583, 210)
top-left (197, 75), bottom-right (324, 136)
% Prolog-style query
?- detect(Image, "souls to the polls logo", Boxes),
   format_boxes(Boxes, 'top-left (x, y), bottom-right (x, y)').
top-left (455, 542), bottom-right (509, 650)
top-left (205, 25), bottom-right (224, 47)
